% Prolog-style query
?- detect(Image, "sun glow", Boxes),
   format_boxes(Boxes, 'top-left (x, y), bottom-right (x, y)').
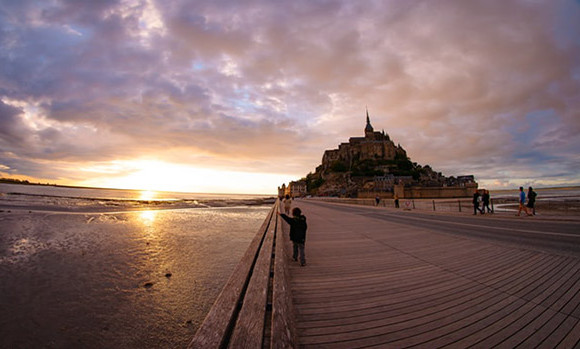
top-left (78, 160), bottom-right (286, 194)
top-left (139, 190), bottom-right (156, 200)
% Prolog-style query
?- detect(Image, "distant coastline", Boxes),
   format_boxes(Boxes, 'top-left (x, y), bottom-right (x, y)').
top-left (0, 177), bottom-right (275, 197)
top-left (1, 177), bottom-right (58, 186)
top-left (0, 177), bottom-right (126, 191)
top-left (489, 186), bottom-right (580, 194)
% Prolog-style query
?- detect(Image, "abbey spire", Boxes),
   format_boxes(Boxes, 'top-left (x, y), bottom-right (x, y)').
top-left (364, 107), bottom-right (374, 137)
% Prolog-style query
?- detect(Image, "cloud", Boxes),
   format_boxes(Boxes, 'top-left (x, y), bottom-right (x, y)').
top-left (1, 0), bottom-right (579, 191)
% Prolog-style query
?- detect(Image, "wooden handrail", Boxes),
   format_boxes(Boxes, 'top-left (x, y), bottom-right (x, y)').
top-left (271, 210), bottom-right (298, 348)
top-left (188, 200), bottom-right (296, 348)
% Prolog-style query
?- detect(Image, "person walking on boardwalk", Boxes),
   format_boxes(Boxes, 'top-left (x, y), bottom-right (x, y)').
top-left (375, 196), bottom-right (380, 206)
top-left (279, 207), bottom-right (307, 266)
top-left (516, 186), bottom-right (532, 216)
top-left (283, 194), bottom-right (292, 214)
top-left (394, 194), bottom-right (400, 208)
top-left (527, 186), bottom-right (537, 215)
top-left (482, 189), bottom-right (492, 213)
top-left (473, 190), bottom-right (484, 215)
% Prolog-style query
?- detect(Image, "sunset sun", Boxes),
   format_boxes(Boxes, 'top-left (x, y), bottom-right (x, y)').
top-left (78, 159), bottom-right (288, 194)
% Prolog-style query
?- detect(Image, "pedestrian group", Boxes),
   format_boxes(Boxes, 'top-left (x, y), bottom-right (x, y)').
top-left (516, 186), bottom-right (536, 216)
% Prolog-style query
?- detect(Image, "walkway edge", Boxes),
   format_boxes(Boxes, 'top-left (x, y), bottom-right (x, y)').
top-left (188, 205), bottom-right (274, 348)
top-left (271, 211), bottom-right (298, 348)
top-left (188, 201), bottom-right (298, 348)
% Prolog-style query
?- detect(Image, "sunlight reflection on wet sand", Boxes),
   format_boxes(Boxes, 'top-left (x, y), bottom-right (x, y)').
top-left (138, 210), bottom-right (158, 225)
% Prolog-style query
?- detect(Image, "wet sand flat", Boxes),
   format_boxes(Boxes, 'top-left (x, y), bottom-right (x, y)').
top-left (0, 206), bottom-right (269, 348)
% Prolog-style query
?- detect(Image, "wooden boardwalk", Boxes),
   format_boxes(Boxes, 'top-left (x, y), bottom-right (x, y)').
top-left (286, 201), bottom-right (580, 348)
top-left (189, 203), bottom-right (297, 348)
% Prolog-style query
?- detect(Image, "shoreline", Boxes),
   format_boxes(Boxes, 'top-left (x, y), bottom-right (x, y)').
top-left (0, 202), bottom-right (273, 215)
top-left (0, 189), bottom-right (277, 214)
top-left (0, 179), bottom-right (276, 197)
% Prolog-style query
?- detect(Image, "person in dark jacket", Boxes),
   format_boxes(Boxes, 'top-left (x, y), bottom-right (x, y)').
top-left (527, 187), bottom-right (537, 215)
top-left (482, 190), bottom-right (492, 213)
top-left (279, 207), bottom-right (307, 266)
top-left (472, 190), bottom-right (484, 215)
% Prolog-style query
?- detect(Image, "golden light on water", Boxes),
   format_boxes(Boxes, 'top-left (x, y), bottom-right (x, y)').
top-left (138, 191), bottom-right (158, 225)
top-left (139, 210), bottom-right (158, 225)
top-left (139, 190), bottom-right (156, 200)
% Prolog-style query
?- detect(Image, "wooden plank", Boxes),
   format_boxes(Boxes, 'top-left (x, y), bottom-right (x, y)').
top-left (543, 317), bottom-right (580, 348)
top-left (515, 312), bottom-right (567, 348)
top-left (298, 281), bottom-right (489, 329)
top-left (525, 257), bottom-right (579, 302)
top-left (271, 212), bottom-right (298, 348)
top-left (286, 201), bottom-right (580, 349)
top-left (188, 207), bottom-right (274, 349)
top-left (513, 257), bottom-right (569, 299)
top-left (382, 297), bottom-right (528, 348)
top-left (500, 255), bottom-right (564, 296)
top-left (297, 282), bottom-right (487, 325)
top-left (484, 254), bottom-right (552, 291)
top-left (299, 290), bottom-right (520, 346)
top-left (550, 277), bottom-right (580, 314)
top-left (492, 307), bottom-right (560, 348)
top-left (228, 209), bottom-right (276, 348)
top-left (300, 284), bottom-right (507, 338)
top-left (556, 318), bottom-right (580, 348)
top-left (421, 299), bottom-right (533, 348)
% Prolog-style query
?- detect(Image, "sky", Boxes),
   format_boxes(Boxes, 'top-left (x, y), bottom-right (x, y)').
top-left (1, 0), bottom-right (579, 194)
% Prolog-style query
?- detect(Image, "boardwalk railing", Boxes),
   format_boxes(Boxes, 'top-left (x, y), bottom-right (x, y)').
top-left (308, 197), bottom-right (483, 212)
top-left (188, 201), bottom-right (297, 348)
top-left (309, 196), bottom-right (580, 215)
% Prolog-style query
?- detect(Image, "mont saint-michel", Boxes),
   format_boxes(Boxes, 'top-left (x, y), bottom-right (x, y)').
top-left (281, 110), bottom-right (477, 199)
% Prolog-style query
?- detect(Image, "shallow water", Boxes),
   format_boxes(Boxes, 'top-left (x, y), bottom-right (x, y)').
top-left (0, 204), bottom-right (270, 348)
top-left (0, 183), bottom-right (275, 211)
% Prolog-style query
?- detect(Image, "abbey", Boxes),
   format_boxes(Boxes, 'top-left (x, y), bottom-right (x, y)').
top-left (293, 109), bottom-right (477, 198)
top-left (319, 110), bottom-right (406, 173)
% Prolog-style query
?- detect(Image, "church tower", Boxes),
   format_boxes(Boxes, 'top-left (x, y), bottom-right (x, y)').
top-left (364, 108), bottom-right (374, 139)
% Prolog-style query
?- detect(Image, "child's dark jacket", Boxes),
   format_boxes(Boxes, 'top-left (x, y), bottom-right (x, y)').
top-left (280, 213), bottom-right (307, 243)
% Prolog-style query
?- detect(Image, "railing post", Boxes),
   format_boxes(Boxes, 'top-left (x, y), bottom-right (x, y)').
top-left (432, 200), bottom-right (436, 211)
top-left (458, 200), bottom-right (462, 212)
top-left (412, 200), bottom-right (416, 209)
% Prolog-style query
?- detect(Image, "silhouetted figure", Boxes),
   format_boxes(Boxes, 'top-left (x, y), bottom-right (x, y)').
top-left (394, 195), bottom-right (400, 208)
top-left (527, 187), bottom-right (537, 215)
top-left (279, 207), bottom-right (307, 266)
top-left (375, 196), bottom-right (380, 206)
top-left (482, 190), bottom-right (492, 213)
top-left (473, 190), bottom-right (484, 215)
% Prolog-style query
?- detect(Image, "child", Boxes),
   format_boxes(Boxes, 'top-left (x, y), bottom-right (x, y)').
top-left (279, 207), bottom-right (307, 266)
